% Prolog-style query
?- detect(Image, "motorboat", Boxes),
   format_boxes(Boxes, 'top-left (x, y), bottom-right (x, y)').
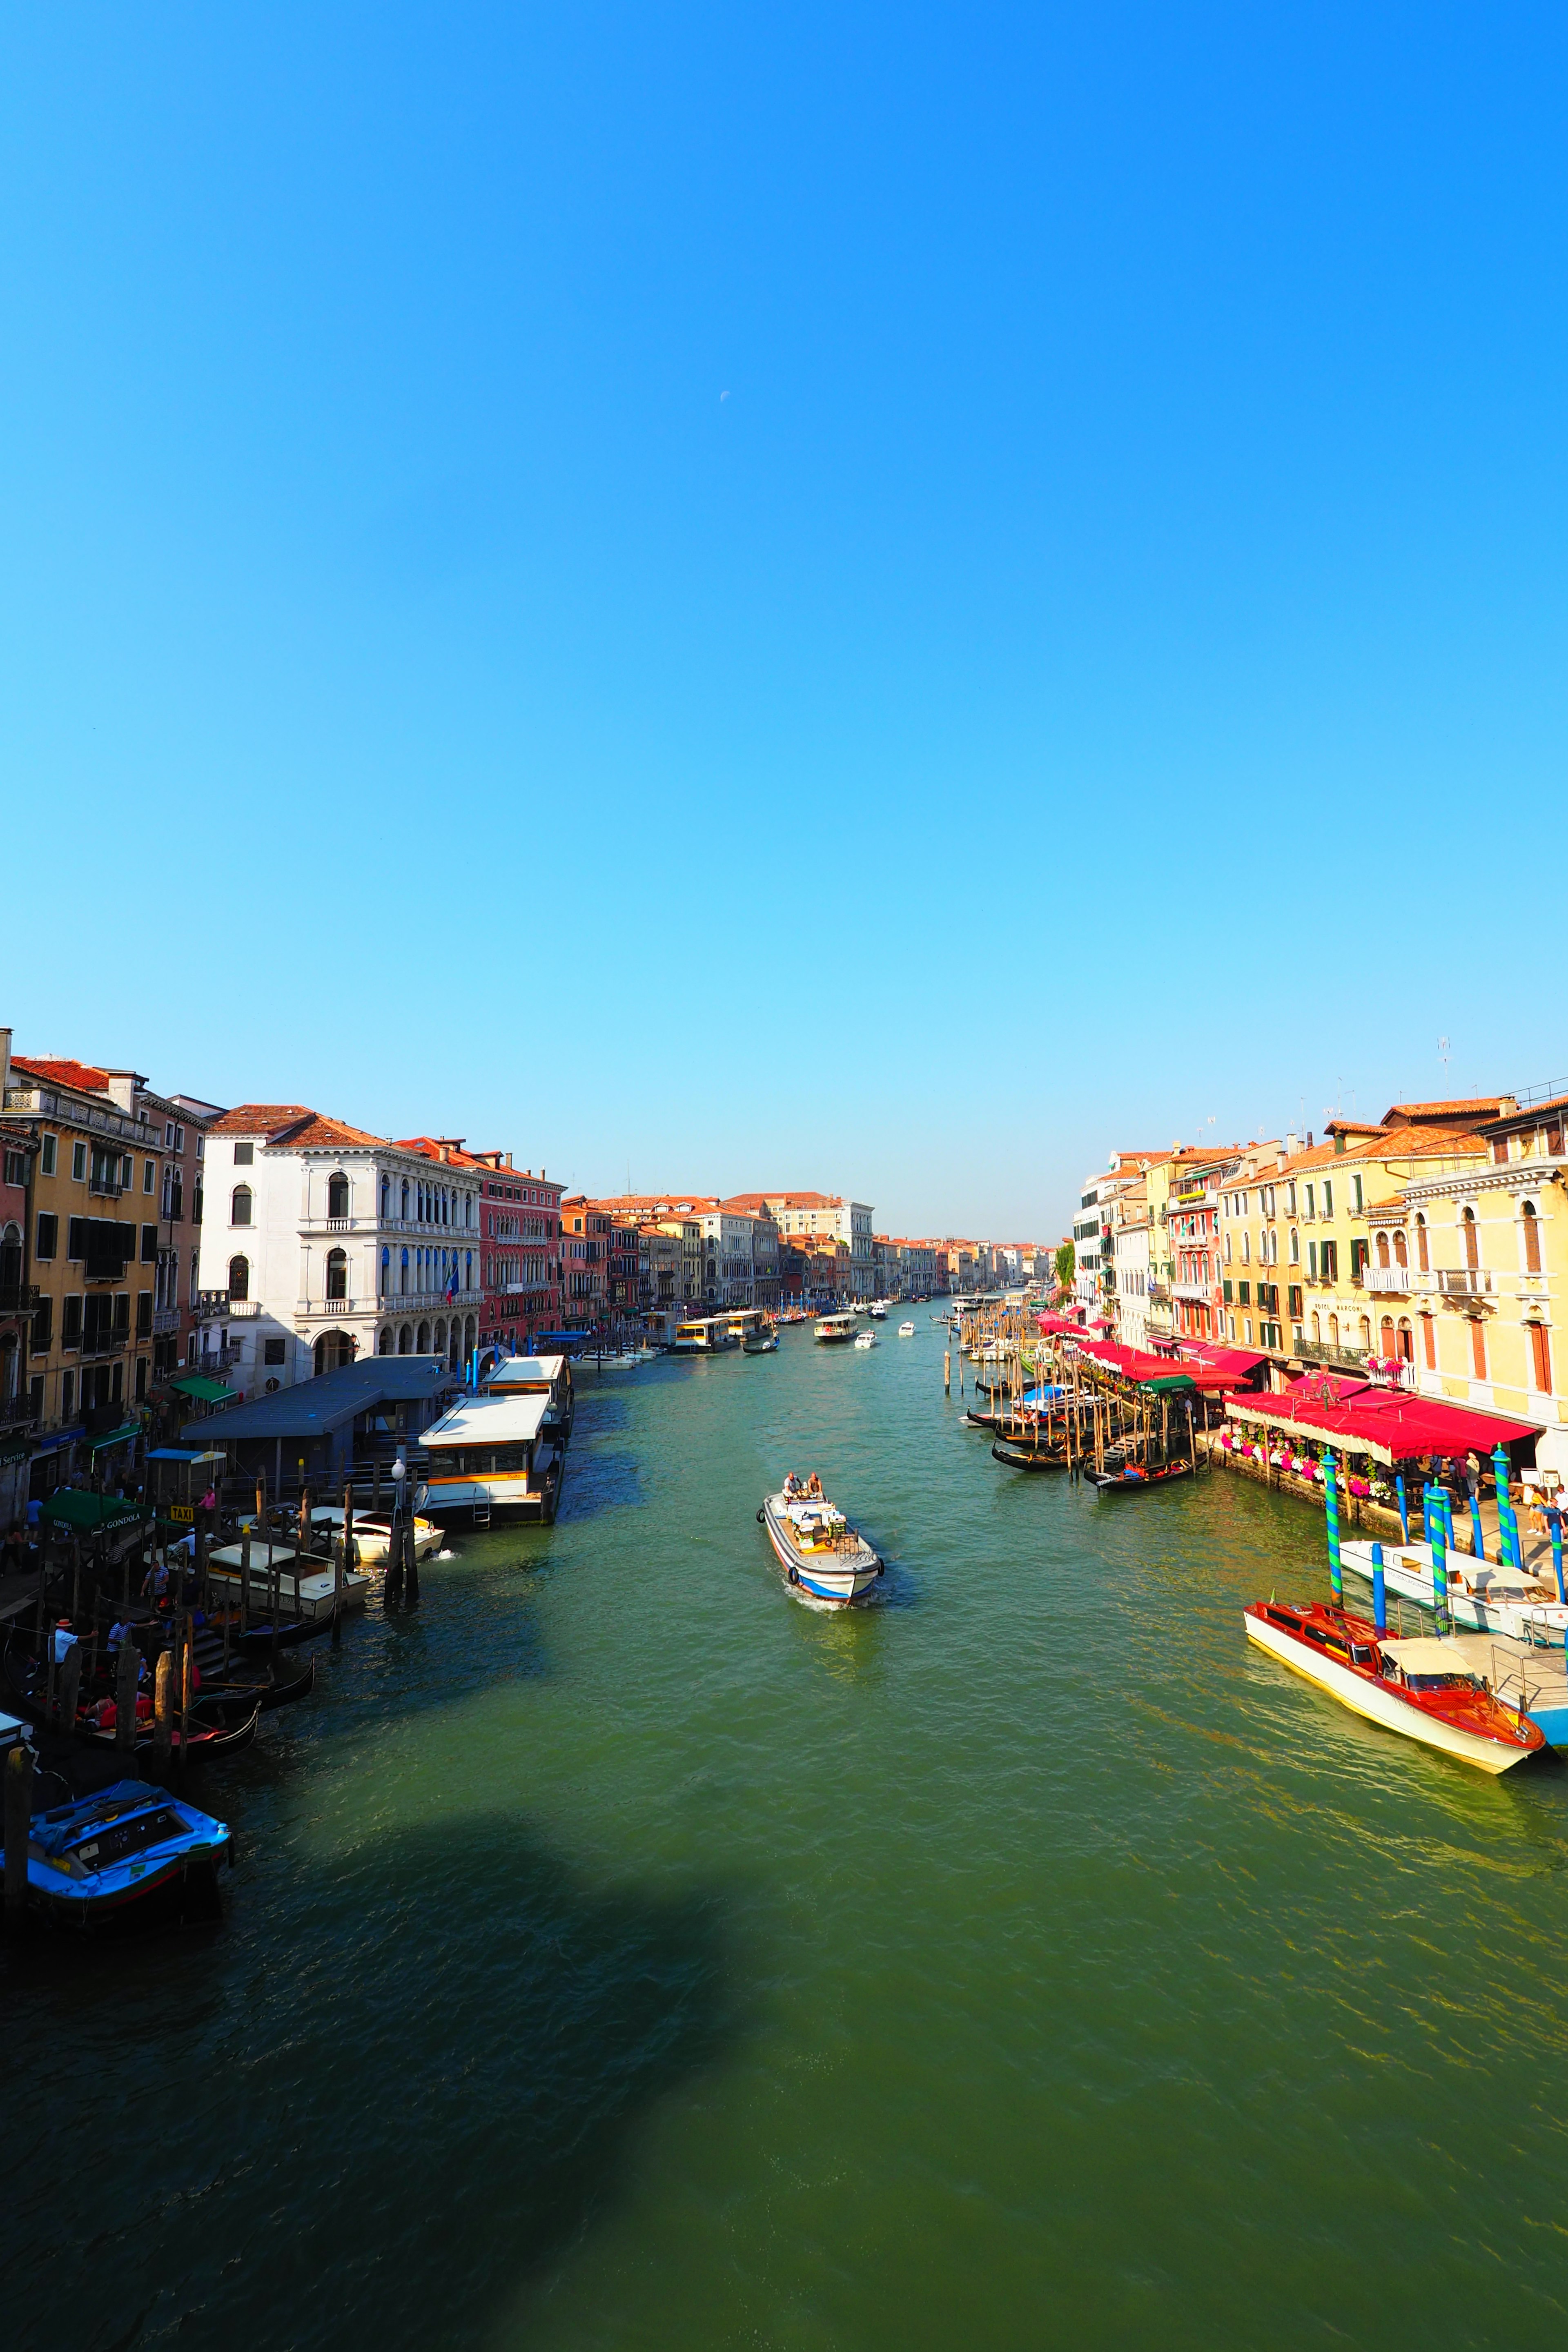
top-left (898, 1321), bottom-right (915, 1337)
top-left (815, 1313), bottom-right (859, 1344)
top-left (309, 1508), bottom-right (441, 1565)
top-left (206, 1542), bottom-right (376, 1618)
top-left (759, 1479), bottom-right (882, 1604)
top-left (1339, 1539), bottom-right (1568, 1642)
top-left (853, 1331), bottom-right (878, 1350)
top-left (867, 1301), bottom-right (888, 1320)
top-left (22, 1780), bottom-right (232, 1929)
top-left (1244, 1598), bottom-right (1545, 1773)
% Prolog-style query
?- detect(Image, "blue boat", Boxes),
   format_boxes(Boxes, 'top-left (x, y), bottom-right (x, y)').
top-left (25, 1779), bottom-right (233, 1930)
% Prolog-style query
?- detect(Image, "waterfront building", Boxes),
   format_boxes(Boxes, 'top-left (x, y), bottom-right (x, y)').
top-left (638, 1223), bottom-right (684, 1318)
top-left (0, 1046), bottom-right (171, 1493)
top-left (728, 1193), bottom-right (875, 1299)
top-left (1108, 1182), bottom-right (1152, 1348)
top-left (892, 1237), bottom-right (937, 1295)
top-left (1380, 1092), bottom-right (1567, 1475)
top-left (197, 1105), bottom-right (483, 1390)
top-left (560, 1197), bottom-right (609, 1325)
top-left (400, 1140), bottom-right (562, 1359)
top-left (1078, 1153), bottom-right (1164, 1324)
top-left (1214, 1139), bottom-right (1290, 1356)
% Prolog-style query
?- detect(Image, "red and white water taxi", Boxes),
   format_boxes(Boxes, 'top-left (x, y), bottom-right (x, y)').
top-left (1244, 1597), bottom-right (1545, 1775)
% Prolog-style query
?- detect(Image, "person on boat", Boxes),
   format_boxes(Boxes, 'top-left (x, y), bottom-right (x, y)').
top-left (89, 1694), bottom-right (117, 1731)
top-left (51, 1618), bottom-right (77, 1665)
top-left (806, 1473), bottom-right (823, 1499)
top-left (141, 1555), bottom-right (170, 1608)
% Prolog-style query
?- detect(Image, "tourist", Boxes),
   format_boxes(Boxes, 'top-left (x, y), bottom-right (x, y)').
top-left (51, 1617), bottom-right (77, 1666)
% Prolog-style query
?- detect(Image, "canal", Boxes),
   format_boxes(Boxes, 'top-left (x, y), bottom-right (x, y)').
top-left (7, 1323), bottom-right (1568, 2349)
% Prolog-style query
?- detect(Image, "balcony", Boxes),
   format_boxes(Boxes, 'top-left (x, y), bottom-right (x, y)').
top-left (0, 1394), bottom-right (37, 1430)
top-left (152, 1306), bottom-right (181, 1335)
top-left (77, 1329), bottom-right (128, 1362)
top-left (196, 1289), bottom-right (230, 1318)
top-left (1294, 1339), bottom-right (1370, 1373)
top-left (1437, 1269), bottom-right (1492, 1297)
top-left (1171, 1280), bottom-right (1213, 1303)
top-left (0, 1281), bottom-right (40, 1314)
top-left (1365, 1265), bottom-right (1413, 1294)
top-left (88, 1170), bottom-right (128, 1198)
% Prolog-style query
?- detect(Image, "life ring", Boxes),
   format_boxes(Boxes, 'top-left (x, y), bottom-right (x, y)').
top-left (756, 1507), bottom-right (765, 1523)
top-left (788, 1565), bottom-right (800, 1584)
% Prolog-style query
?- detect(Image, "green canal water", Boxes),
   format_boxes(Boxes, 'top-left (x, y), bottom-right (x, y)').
top-left (8, 1327), bottom-right (1568, 2350)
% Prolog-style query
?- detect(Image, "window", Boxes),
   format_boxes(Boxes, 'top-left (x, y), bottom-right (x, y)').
top-left (35, 1212), bottom-right (57, 1260)
top-left (327, 1173), bottom-right (350, 1219)
top-left (136, 1292), bottom-right (152, 1338)
top-left (1322, 1241), bottom-right (1338, 1283)
top-left (1323, 1180), bottom-right (1333, 1218)
top-left (60, 1369), bottom-right (74, 1419)
top-left (228, 1255), bottom-right (249, 1301)
top-left (1351, 1174), bottom-right (1363, 1212)
top-left (40, 1134), bottom-right (56, 1176)
top-left (143, 1159), bottom-right (156, 1193)
top-left (1350, 1238), bottom-right (1369, 1279)
top-left (31, 1296), bottom-right (52, 1354)
top-left (1470, 1319), bottom-right (1487, 1380)
top-left (165, 1121), bottom-right (175, 1148)
top-left (263, 1335), bottom-right (287, 1365)
top-left (63, 1295), bottom-right (82, 1345)
top-left (1416, 1216), bottom-right (1429, 1273)
top-left (193, 1183), bottom-right (203, 1225)
top-left (1530, 1320), bottom-right (1552, 1394)
top-left (1308, 1242), bottom-right (1318, 1279)
top-left (1305, 1184), bottom-right (1315, 1218)
top-left (1289, 1229), bottom-right (1299, 1265)
top-left (1421, 1312), bottom-right (1436, 1369)
top-left (71, 1141), bottom-right (87, 1181)
top-left (1492, 1136), bottom-right (1509, 1167)
top-left (233, 1141), bottom-right (254, 1165)
top-left (325, 1247), bottom-right (348, 1301)
top-left (1238, 1281), bottom-right (1251, 1306)
top-left (140, 1224), bottom-right (158, 1263)
top-left (231, 1185), bottom-right (252, 1226)
top-left (1523, 1202), bottom-right (1542, 1273)
top-left (67, 1216), bottom-right (85, 1260)
top-left (1461, 1208), bottom-right (1479, 1270)
top-left (135, 1356), bottom-right (147, 1402)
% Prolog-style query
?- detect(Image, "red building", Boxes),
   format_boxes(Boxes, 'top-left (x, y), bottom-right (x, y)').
top-left (398, 1139), bottom-right (563, 1360)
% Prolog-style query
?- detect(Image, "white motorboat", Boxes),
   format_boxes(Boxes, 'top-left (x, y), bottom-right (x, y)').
top-left (1340, 1539), bottom-right (1568, 1642)
top-left (853, 1331), bottom-right (878, 1350)
top-left (867, 1301), bottom-right (887, 1320)
top-left (309, 1508), bottom-right (441, 1565)
top-left (760, 1481), bottom-right (882, 1604)
top-left (205, 1543), bottom-right (375, 1621)
top-left (898, 1321), bottom-right (915, 1337)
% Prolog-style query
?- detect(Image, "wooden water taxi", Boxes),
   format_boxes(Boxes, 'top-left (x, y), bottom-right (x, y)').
top-left (759, 1477), bottom-right (882, 1603)
top-left (1244, 1598), bottom-right (1545, 1773)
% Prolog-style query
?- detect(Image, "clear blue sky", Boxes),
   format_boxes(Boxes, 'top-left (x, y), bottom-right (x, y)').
top-left (5, 5), bottom-right (1566, 1237)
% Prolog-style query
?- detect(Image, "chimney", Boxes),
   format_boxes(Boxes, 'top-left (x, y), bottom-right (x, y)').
top-left (1307, 1131), bottom-right (1314, 1148)
top-left (105, 1069), bottom-right (138, 1114)
top-left (505, 1152), bottom-right (513, 1169)
top-left (1275, 1149), bottom-right (1287, 1172)
top-left (0, 1027), bottom-right (10, 1098)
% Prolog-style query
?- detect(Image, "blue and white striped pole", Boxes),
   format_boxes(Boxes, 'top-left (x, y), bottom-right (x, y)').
top-left (1492, 1446), bottom-right (1517, 1572)
top-left (1371, 1539), bottom-right (1387, 1634)
top-left (1396, 1472), bottom-right (1409, 1542)
top-left (1441, 1486), bottom-right (1456, 1557)
top-left (1552, 1515), bottom-right (1565, 1609)
top-left (1325, 1452), bottom-right (1343, 1608)
top-left (1469, 1485), bottom-right (1487, 1562)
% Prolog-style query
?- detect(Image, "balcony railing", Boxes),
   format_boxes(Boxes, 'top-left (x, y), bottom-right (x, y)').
top-left (0, 1394), bottom-right (37, 1430)
top-left (76, 1329), bottom-right (129, 1361)
top-left (1171, 1280), bottom-right (1213, 1302)
top-left (1437, 1268), bottom-right (1492, 1296)
top-left (196, 1289), bottom-right (229, 1317)
top-left (88, 1171), bottom-right (128, 1197)
top-left (1365, 1265), bottom-right (1413, 1294)
top-left (152, 1306), bottom-right (181, 1335)
top-left (0, 1282), bottom-right (40, 1314)
top-left (1294, 1339), bottom-right (1370, 1372)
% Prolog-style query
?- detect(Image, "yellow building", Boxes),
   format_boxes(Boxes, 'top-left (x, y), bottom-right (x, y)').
top-left (1, 1050), bottom-right (169, 1488)
top-left (1393, 1092), bottom-right (1568, 1477)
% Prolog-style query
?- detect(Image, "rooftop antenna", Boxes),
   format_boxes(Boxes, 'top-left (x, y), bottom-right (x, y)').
top-left (1439, 1035), bottom-right (1450, 1081)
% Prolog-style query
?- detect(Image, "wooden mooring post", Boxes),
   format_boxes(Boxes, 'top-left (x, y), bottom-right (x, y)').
top-left (4, 1743), bottom-right (34, 1928)
top-left (153, 1648), bottom-right (173, 1764)
top-left (116, 1628), bottom-right (139, 1753)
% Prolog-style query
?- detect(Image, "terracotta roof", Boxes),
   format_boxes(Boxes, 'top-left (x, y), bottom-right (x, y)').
top-left (1380, 1098), bottom-right (1516, 1125)
top-left (12, 1055), bottom-right (111, 1094)
top-left (395, 1135), bottom-right (485, 1169)
top-left (728, 1190), bottom-right (844, 1210)
top-left (207, 1103), bottom-right (388, 1149)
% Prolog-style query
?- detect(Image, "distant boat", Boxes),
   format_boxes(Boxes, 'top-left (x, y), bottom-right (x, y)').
top-left (898, 1321), bottom-right (915, 1337)
top-left (867, 1301), bottom-right (887, 1319)
top-left (853, 1331), bottom-right (878, 1350)
top-left (743, 1329), bottom-right (779, 1354)
top-left (815, 1312), bottom-right (859, 1344)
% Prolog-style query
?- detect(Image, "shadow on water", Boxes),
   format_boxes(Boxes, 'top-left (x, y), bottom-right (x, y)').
top-left (1, 1810), bottom-right (741, 2352)
top-left (557, 1450), bottom-right (645, 1519)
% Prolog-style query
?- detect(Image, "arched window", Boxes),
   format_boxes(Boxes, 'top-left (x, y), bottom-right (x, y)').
top-left (381, 1175), bottom-right (390, 1219)
top-left (231, 1185), bottom-right (252, 1226)
top-left (400, 1246), bottom-right (409, 1295)
top-left (327, 1172), bottom-right (350, 1219)
top-left (398, 1323), bottom-right (412, 1354)
top-left (325, 1247), bottom-right (348, 1301)
top-left (1470, 1317), bottom-right (1487, 1379)
top-left (1375, 1232), bottom-right (1390, 1268)
top-left (314, 1331), bottom-right (354, 1376)
top-left (1393, 1229), bottom-right (1408, 1269)
top-left (1523, 1201), bottom-right (1542, 1274)
top-left (1420, 1312), bottom-right (1436, 1368)
top-left (1380, 1315), bottom-right (1394, 1356)
top-left (1461, 1207), bottom-right (1479, 1270)
top-left (416, 1320), bottom-right (431, 1354)
top-left (401, 1178), bottom-right (410, 1220)
top-left (378, 1325), bottom-right (394, 1355)
top-left (1396, 1316), bottom-right (1413, 1363)
top-left (1415, 1214), bottom-right (1429, 1273)
top-left (1327, 1314), bottom-right (1339, 1350)
top-left (228, 1254), bottom-right (250, 1301)
top-left (380, 1245), bottom-right (390, 1295)
top-left (1358, 1316), bottom-right (1371, 1350)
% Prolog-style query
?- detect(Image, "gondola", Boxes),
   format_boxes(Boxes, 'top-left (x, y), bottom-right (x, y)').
top-left (1082, 1458), bottom-right (1193, 1495)
top-left (200, 1653), bottom-right (317, 1709)
top-left (1, 1640), bottom-right (262, 1759)
top-left (991, 1439), bottom-right (1069, 1473)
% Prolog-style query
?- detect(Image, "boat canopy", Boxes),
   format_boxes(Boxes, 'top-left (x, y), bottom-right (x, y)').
top-left (1225, 1375), bottom-right (1539, 1466)
top-left (1378, 1636), bottom-right (1481, 1675)
top-left (482, 1355), bottom-right (566, 1391)
top-left (423, 1393), bottom-right (549, 1449)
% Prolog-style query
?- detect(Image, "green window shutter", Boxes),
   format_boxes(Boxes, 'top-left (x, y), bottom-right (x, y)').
top-left (1308, 1241), bottom-right (1318, 1279)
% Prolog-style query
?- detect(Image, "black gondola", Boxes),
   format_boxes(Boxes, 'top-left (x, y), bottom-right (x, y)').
top-left (991, 1440), bottom-right (1069, 1472)
top-left (2, 1641), bottom-right (263, 1760)
top-left (1083, 1459), bottom-right (1193, 1494)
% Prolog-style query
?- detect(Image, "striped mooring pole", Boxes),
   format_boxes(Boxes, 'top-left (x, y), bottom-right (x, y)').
top-left (1370, 1539), bottom-right (1387, 1634)
top-left (1441, 1486), bottom-right (1456, 1556)
top-left (1396, 1472), bottom-right (1409, 1542)
top-left (1492, 1446), bottom-right (1519, 1572)
top-left (1432, 1511), bottom-right (1448, 1633)
top-left (1469, 1485), bottom-right (1487, 1563)
top-left (1421, 1481), bottom-right (1433, 1546)
top-left (1552, 1516), bottom-right (1565, 1609)
top-left (1325, 1452), bottom-right (1343, 1607)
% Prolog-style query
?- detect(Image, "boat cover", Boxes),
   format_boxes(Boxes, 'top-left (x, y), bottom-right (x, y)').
top-left (1378, 1636), bottom-right (1482, 1675)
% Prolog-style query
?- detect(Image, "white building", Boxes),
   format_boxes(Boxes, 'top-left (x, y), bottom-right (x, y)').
top-left (1109, 1189), bottom-right (1151, 1350)
top-left (196, 1105), bottom-right (485, 1395)
top-left (731, 1192), bottom-right (875, 1298)
top-left (1075, 1154), bottom-right (1158, 1319)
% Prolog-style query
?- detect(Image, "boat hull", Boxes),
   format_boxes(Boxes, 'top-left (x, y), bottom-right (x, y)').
top-left (761, 1496), bottom-right (880, 1604)
top-left (1244, 1608), bottom-right (1535, 1774)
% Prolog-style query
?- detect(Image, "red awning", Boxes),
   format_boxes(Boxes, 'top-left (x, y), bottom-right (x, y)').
top-left (1171, 1344), bottom-right (1269, 1392)
top-left (1226, 1374), bottom-right (1539, 1465)
top-left (1076, 1340), bottom-right (1199, 1388)
top-left (1036, 1312), bottom-right (1083, 1334)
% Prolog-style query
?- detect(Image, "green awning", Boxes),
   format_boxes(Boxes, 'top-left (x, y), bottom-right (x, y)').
top-left (38, 1490), bottom-right (145, 1533)
top-left (88, 1421), bottom-right (141, 1454)
top-left (169, 1374), bottom-right (235, 1404)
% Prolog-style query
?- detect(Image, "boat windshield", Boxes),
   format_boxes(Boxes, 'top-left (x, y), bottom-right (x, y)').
top-left (1402, 1671), bottom-right (1479, 1693)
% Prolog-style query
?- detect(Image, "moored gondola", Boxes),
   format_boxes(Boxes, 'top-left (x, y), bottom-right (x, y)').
top-left (991, 1439), bottom-right (1069, 1472)
top-left (1083, 1458), bottom-right (1193, 1495)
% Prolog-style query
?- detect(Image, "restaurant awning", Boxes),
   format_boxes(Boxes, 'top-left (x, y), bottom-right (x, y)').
top-left (38, 1490), bottom-right (147, 1533)
top-left (1076, 1340), bottom-right (1197, 1393)
top-left (1226, 1374), bottom-right (1539, 1466)
top-left (169, 1374), bottom-right (235, 1405)
top-left (88, 1421), bottom-right (141, 1454)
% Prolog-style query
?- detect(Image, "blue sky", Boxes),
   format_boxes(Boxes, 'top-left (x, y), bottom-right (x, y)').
top-left (4, 4), bottom-right (1566, 1237)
